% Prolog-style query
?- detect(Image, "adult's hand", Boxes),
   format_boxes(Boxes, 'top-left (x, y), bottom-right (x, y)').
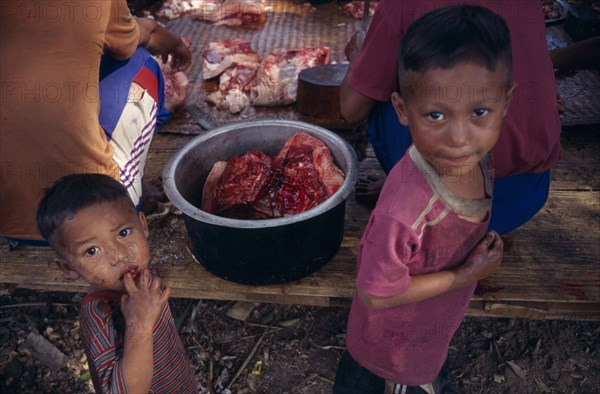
top-left (161, 39), bottom-right (192, 72)
top-left (137, 18), bottom-right (192, 72)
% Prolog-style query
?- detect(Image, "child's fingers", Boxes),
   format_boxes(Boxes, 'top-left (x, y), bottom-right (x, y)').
top-left (482, 231), bottom-right (496, 248)
top-left (487, 233), bottom-right (504, 264)
top-left (488, 230), bottom-right (501, 246)
top-left (123, 272), bottom-right (138, 294)
top-left (469, 233), bottom-right (494, 265)
top-left (160, 286), bottom-right (172, 303)
top-left (139, 268), bottom-right (152, 289)
top-left (492, 232), bottom-right (503, 251)
top-left (150, 273), bottom-right (162, 292)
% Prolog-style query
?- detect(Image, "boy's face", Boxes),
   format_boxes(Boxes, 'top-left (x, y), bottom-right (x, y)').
top-left (52, 199), bottom-right (150, 293)
top-left (392, 61), bottom-right (516, 179)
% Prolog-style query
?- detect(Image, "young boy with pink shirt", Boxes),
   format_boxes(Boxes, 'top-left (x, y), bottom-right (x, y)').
top-left (334, 5), bottom-right (514, 393)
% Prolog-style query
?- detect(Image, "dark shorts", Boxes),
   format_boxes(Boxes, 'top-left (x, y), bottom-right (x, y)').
top-left (368, 101), bottom-right (550, 235)
top-left (333, 350), bottom-right (456, 394)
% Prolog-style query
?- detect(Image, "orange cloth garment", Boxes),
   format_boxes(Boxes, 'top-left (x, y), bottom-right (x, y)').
top-left (1, 0), bottom-right (140, 240)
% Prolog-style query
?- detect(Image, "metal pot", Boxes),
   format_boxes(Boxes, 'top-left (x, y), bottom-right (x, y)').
top-left (163, 120), bottom-right (358, 285)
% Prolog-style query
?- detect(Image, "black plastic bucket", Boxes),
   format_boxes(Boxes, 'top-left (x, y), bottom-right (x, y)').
top-left (163, 120), bottom-right (358, 285)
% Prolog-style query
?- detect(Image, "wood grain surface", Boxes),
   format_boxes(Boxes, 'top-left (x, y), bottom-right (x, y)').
top-left (2, 127), bottom-right (599, 320)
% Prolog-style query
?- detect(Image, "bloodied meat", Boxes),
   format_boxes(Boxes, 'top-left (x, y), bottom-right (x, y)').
top-left (155, 0), bottom-right (265, 26)
top-left (201, 133), bottom-right (345, 219)
top-left (342, 0), bottom-right (379, 20)
top-left (251, 47), bottom-right (330, 106)
top-left (201, 39), bottom-right (260, 80)
top-left (204, 150), bottom-right (273, 218)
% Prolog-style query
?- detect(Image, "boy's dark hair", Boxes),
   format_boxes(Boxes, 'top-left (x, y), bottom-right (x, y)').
top-left (398, 5), bottom-right (512, 90)
top-left (36, 173), bottom-right (133, 243)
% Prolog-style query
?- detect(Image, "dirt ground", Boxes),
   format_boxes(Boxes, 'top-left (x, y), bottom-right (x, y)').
top-left (0, 287), bottom-right (598, 394)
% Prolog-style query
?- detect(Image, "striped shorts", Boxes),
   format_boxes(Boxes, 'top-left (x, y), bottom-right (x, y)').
top-left (109, 82), bottom-right (157, 208)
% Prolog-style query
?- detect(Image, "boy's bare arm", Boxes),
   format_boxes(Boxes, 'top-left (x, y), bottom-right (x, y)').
top-left (359, 231), bottom-right (503, 309)
top-left (120, 269), bottom-right (172, 393)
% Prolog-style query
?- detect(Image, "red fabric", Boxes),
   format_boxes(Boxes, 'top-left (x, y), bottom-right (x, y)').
top-left (133, 65), bottom-right (160, 102)
top-left (348, 0), bottom-right (562, 178)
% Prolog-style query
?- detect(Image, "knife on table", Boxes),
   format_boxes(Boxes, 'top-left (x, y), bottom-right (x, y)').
top-left (185, 103), bottom-right (220, 131)
top-left (362, 0), bottom-right (371, 33)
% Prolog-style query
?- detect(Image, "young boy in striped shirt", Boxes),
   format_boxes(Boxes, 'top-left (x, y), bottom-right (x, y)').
top-left (36, 174), bottom-right (196, 393)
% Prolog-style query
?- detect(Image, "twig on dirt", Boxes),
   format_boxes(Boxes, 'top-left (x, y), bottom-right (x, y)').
top-left (217, 329), bottom-right (282, 344)
top-left (243, 321), bottom-right (286, 330)
top-left (175, 299), bottom-right (195, 332)
top-left (292, 372), bottom-right (319, 391)
top-left (533, 338), bottom-right (543, 355)
top-left (227, 331), bottom-right (266, 389)
top-left (569, 358), bottom-right (589, 370)
top-left (493, 341), bottom-right (504, 362)
top-left (310, 339), bottom-right (345, 351)
top-left (317, 375), bottom-right (335, 385)
top-left (208, 357), bottom-right (214, 387)
top-left (188, 337), bottom-right (206, 351)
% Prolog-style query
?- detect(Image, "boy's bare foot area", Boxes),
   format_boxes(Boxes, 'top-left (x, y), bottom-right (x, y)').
top-left (140, 178), bottom-right (167, 215)
top-left (355, 174), bottom-right (387, 209)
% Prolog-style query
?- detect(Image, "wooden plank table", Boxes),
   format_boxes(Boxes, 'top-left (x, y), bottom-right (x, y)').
top-left (2, 126), bottom-right (599, 320)
top-left (1, 2), bottom-right (598, 320)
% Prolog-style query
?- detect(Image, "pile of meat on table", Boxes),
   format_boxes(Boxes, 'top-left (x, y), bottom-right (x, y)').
top-left (541, 0), bottom-right (562, 20)
top-left (158, 37), bottom-right (192, 112)
top-left (201, 133), bottom-right (345, 219)
top-left (342, 0), bottom-right (378, 20)
top-left (202, 39), bottom-right (330, 113)
top-left (154, 0), bottom-right (376, 24)
top-left (155, 0), bottom-right (265, 26)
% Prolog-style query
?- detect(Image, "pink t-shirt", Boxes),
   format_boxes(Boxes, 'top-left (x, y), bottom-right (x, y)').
top-left (348, 0), bottom-right (562, 179)
top-left (346, 146), bottom-right (493, 385)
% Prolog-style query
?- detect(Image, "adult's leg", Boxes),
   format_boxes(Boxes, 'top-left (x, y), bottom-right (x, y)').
top-left (489, 171), bottom-right (551, 235)
top-left (110, 82), bottom-right (158, 208)
top-left (99, 48), bottom-right (171, 211)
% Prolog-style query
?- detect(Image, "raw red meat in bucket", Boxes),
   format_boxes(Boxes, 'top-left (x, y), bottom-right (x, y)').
top-left (202, 133), bottom-right (345, 219)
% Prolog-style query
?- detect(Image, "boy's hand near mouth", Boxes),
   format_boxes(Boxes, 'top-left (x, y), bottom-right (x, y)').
top-left (120, 268), bottom-right (172, 393)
